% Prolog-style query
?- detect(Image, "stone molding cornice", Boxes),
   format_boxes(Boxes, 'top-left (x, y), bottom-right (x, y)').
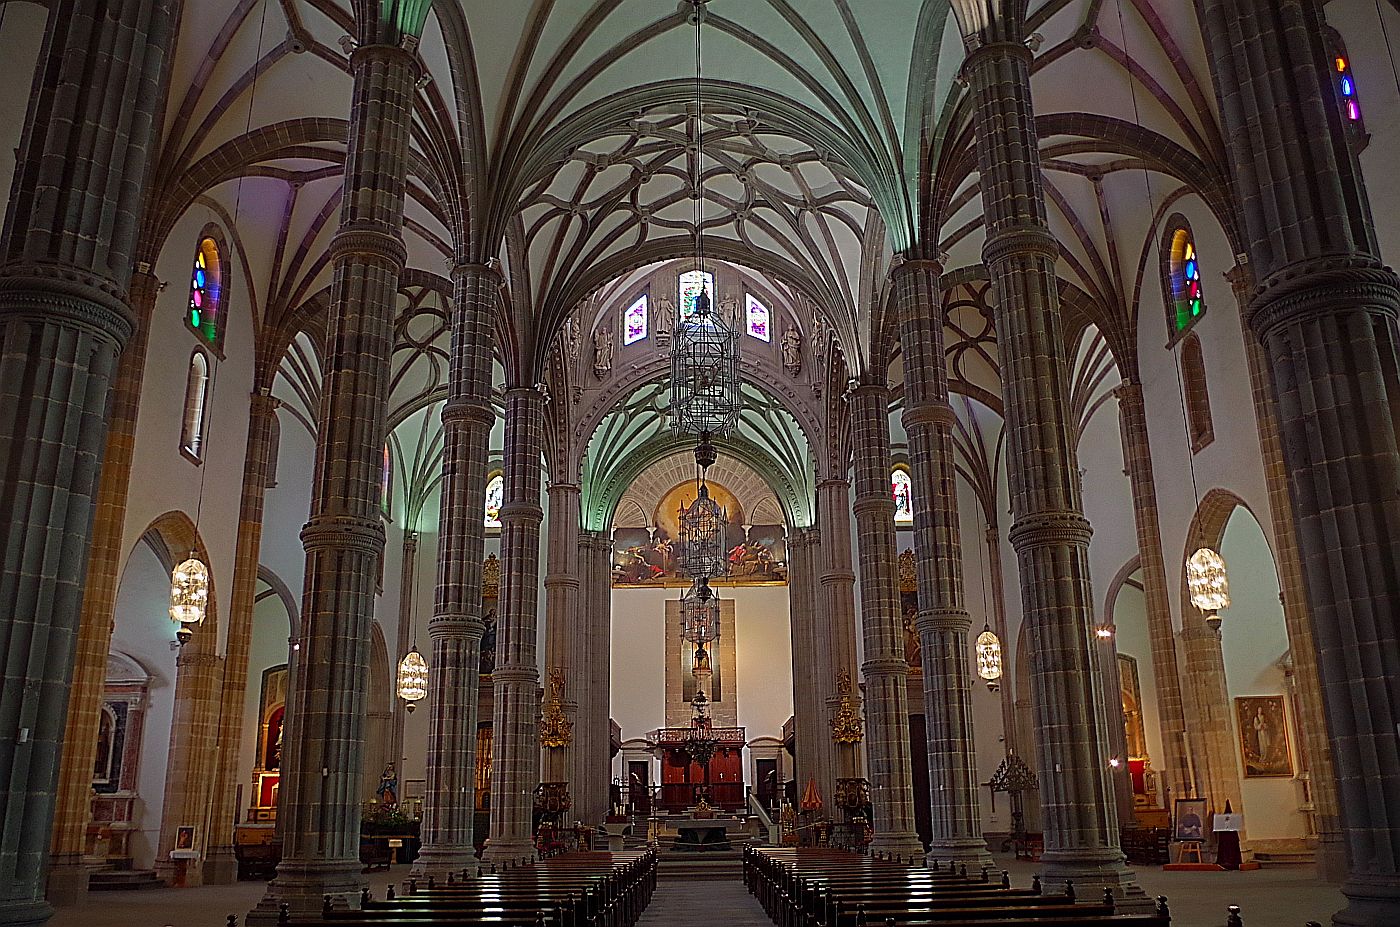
top-left (498, 501), bottom-right (545, 523)
top-left (1006, 511), bottom-right (1093, 550)
top-left (962, 39), bottom-right (1033, 75)
top-left (349, 42), bottom-right (421, 79)
top-left (441, 398), bottom-right (495, 426)
top-left (329, 223), bottom-right (408, 267)
top-left (491, 665), bottom-right (540, 685)
top-left (820, 570), bottom-right (857, 585)
top-left (861, 658), bottom-right (911, 676)
top-left (902, 401), bottom-right (956, 428)
top-left (427, 612), bottom-right (486, 638)
top-left (1248, 255), bottom-right (1400, 338)
top-left (915, 608), bottom-right (973, 635)
top-left (300, 515), bottom-right (386, 555)
top-left (0, 272), bottom-right (135, 345)
top-left (982, 227), bottom-right (1058, 267)
top-left (452, 261), bottom-right (505, 286)
top-left (852, 496), bottom-right (895, 517)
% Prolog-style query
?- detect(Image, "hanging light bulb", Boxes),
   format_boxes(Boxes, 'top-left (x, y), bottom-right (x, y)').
top-left (169, 557), bottom-right (209, 646)
top-left (397, 647), bottom-right (428, 712)
top-left (1187, 547), bottom-right (1231, 631)
top-left (975, 625), bottom-right (1002, 691)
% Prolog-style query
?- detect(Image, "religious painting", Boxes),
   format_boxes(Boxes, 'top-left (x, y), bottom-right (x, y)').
top-left (1173, 798), bottom-right (1208, 842)
top-left (1118, 654), bottom-right (1147, 761)
top-left (175, 825), bottom-right (196, 851)
top-left (726, 524), bottom-right (788, 583)
top-left (1235, 695), bottom-right (1293, 778)
top-left (612, 526), bottom-right (678, 584)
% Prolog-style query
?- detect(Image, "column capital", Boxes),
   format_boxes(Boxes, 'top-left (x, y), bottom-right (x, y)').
top-left (442, 398), bottom-right (495, 426)
top-left (861, 658), bottom-right (910, 677)
top-left (300, 514), bottom-right (386, 555)
top-left (961, 38), bottom-right (1033, 74)
top-left (428, 611), bottom-right (486, 638)
top-left (1006, 511), bottom-right (1093, 550)
top-left (1248, 255), bottom-right (1400, 339)
top-left (451, 260), bottom-right (504, 286)
top-left (1112, 380), bottom-right (1144, 409)
top-left (349, 41), bottom-right (421, 77)
top-left (498, 501), bottom-right (544, 523)
top-left (328, 222), bottom-right (408, 267)
top-left (915, 608), bottom-right (973, 635)
top-left (889, 256), bottom-right (943, 281)
top-left (0, 271), bottom-right (135, 345)
top-left (982, 227), bottom-right (1058, 267)
top-left (902, 401), bottom-right (956, 428)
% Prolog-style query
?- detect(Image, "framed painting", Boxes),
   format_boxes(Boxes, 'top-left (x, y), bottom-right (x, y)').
top-left (1172, 797), bottom-right (1208, 842)
top-left (1234, 695), bottom-right (1293, 778)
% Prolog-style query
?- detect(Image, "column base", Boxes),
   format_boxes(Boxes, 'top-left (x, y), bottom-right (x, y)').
top-left (1039, 849), bottom-right (1149, 913)
top-left (866, 832), bottom-right (924, 861)
top-left (481, 838), bottom-right (538, 866)
top-left (411, 844), bottom-right (478, 877)
top-left (925, 839), bottom-right (994, 871)
top-left (1315, 837), bottom-right (1348, 884)
top-left (0, 901), bottom-right (53, 927)
top-left (44, 855), bottom-right (90, 906)
top-left (246, 858), bottom-right (366, 926)
top-left (1333, 876), bottom-right (1400, 927)
top-left (203, 846), bottom-right (239, 885)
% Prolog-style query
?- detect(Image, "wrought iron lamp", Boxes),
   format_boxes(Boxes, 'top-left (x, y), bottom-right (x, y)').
top-left (169, 556), bottom-right (209, 646)
top-left (975, 625), bottom-right (1002, 692)
top-left (1187, 547), bottom-right (1231, 631)
top-left (397, 646), bottom-right (428, 712)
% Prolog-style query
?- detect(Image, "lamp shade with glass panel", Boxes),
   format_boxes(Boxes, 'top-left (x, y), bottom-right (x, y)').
top-left (1187, 547), bottom-right (1230, 630)
top-left (678, 483), bottom-right (729, 579)
top-left (169, 557), bottom-right (210, 645)
top-left (397, 647), bottom-right (429, 711)
top-left (669, 287), bottom-right (740, 438)
top-left (975, 626), bottom-right (1003, 691)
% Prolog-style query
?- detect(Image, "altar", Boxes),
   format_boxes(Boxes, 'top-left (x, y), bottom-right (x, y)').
top-left (672, 817), bottom-right (736, 852)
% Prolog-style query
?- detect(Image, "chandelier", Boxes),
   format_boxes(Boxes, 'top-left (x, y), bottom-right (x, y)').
top-left (687, 689), bottom-right (718, 768)
top-left (397, 646), bottom-right (428, 712)
top-left (975, 625), bottom-right (1002, 691)
top-left (169, 557), bottom-right (209, 646)
top-left (681, 579), bottom-right (721, 646)
top-left (678, 483), bottom-right (729, 579)
top-left (1187, 547), bottom-right (1231, 631)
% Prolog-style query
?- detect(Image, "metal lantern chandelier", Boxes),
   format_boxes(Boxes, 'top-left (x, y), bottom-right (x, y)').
top-left (397, 646), bottom-right (428, 712)
top-left (1187, 547), bottom-right (1231, 631)
top-left (681, 579), bottom-right (722, 646)
top-left (678, 482), bottom-right (730, 579)
top-left (975, 625), bottom-right (1003, 691)
top-left (169, 557), bottom-right (210, 646)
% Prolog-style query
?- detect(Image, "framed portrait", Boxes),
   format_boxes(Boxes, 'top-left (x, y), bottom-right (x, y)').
top-left (174, 825), bottom-right (196, 851)
top-left (1173, 798), bottom-right (1208, 842)
top-left (1234, 695), bottom-right (1293, 778)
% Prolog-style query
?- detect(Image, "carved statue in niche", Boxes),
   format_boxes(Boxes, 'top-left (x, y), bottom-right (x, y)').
top-left (809, 314), bottom-right (827, 396)
top-left (593, 327), bottom-right (614, 378)
top-left (781, 326), bottom-right (802, 375)
top-left (563, 314), bottom-right (580, 362)
top-left (719, 294), bottom-right (739, 326)
top-left (654, 295), bottom-right (675, 344)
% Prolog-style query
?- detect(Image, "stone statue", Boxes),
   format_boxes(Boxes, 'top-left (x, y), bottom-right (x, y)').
top-left (563, 314), bottom-right (580, 362)
top-left (781, 326), bottom-right (802, 375)
top-left (719, 294), bottom-right (739, 326)
top-left (654, 295), bottom-right (675, 343)
top-left (593, 327), bottom-right (613, 378)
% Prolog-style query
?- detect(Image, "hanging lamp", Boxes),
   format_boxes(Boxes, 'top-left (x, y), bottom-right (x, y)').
top-left (1187, 547), bottom-right (1231, 631)
top-left (397, 646), bottom-right (428, 711)
top-left (169, 557), bottom-right (210, 646)
top-left (975, 625), bottom-right (1002, 692)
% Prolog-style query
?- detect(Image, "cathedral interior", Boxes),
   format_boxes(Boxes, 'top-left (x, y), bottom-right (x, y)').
top-left (2, 1), bottom-right (1400, 926)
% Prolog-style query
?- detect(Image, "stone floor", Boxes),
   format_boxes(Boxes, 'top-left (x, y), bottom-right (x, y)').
top-left (44, 854), bottom-right (1344, 927)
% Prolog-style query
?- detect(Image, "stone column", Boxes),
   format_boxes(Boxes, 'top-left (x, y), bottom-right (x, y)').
top-left (815, 480), bottom-right (856, 811)
top-left (786, 529), bottom-right (825, 813)
top-left (484, 387), bottom-right (545, 862)
top-left (893, 259), bottom-right (991, 865)
top-left (250, 39), bottom-right (417, 921)
top-left (1227, 265), bottom-right (1345, 879)
top-left (389, 530), bottom-right (418, 771)
top-left (544, 483), bottom-right (580, 805)
top-left (203, 393), bottom-right (280, 883)
top-left (0, 1), bottom-right (177, 922)
top-left (962, 32), bottom-right (1137, 895)
top-left (575, 530), bottom-right (613, 826)
top-left (154, 645), bottom-right (223, 885)
top-left (1178, 620), bottom-right (1243, 832)
top-left (413, 262), bottom-right (497, 874)
top-left (1199, 5), bottom-right (1400, 919)
top-left (849, 383), bottom-right (922, 857)
top-left (1113, 383), bottom-right (1190, 803)
top-left (46, 269), bottom-right (160, 903)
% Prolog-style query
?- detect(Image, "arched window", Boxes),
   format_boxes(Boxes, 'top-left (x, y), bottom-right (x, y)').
top-left (891, 468), bottom-right (914, 525)
top-left (1164, 221), bottom-right (1206, 337)
top-left (181, 351), bottom-right (210, 460)
top-left (678, 270), bottom-right (714, 320)
top-left (380, 443), bottom-right (392, 516)
top-left (186, 235), bottom-right (224, 350)
top-left (745, 294), bottom-right (771, 342)
top-left (484, 473), bottom-right (504, 528)
top-left (1180, 332), bottom-right (1215, 452)
top-left (1328, 30), bottom-right (1364, 133)
top-left (624, 295), bottom-right (648, 345)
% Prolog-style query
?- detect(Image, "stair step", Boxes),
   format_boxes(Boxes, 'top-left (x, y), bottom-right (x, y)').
top-left (88, 869), bottom-right (165, 891)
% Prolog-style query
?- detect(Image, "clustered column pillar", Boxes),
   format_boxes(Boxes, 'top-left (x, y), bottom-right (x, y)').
top-left (0, 1), bottom-right (177, 922)
top-left (815, 479), bottom-right (856, 818)
top-left (1112, 383), bottom-right (1190, 804)
top-left (786, 528), bottom-right (826, 814)
top-left (849, 383), bottom-right (922, 857)
top-left (575, 529), bottom-right (614, 826)
top-left (414, 262), bottom-right (498, 874)
top-left (892, 258), bottom-right (991, 866)
top-left (1200, 3), bottom-right (1400, 921)
top-left (962, 29), bottom-right (1138, 896)
top-left (543, 482), bottom-right (581, 806)
top-left (251, 36), bottom-right (418, 920)
top-left (485, 387), bottom-right (546, 862)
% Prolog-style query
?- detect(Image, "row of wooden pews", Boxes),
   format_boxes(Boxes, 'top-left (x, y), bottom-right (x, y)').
top-left (242, 850), bottom-right (657, 927)
top-left (744, 848), bottom-right (1171, 927)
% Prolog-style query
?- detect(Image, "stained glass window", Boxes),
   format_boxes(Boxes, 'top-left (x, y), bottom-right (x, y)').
top-left (679, 270), bottom-right (714, 321)
top-left (1334, 48), bottom-right (1362, 126)
top-left (1168, 226), bottom-right (1206, 335)
top-left (745, 294), bottom-right (770, 342)
top-left (186, 237), bottom-right (222, 348)
top-left (624, 295), bottom-right (648, 345)
top-left (484, 473), bottom-right (504, 528)
top-left (891, 468), bottom-right (914, 525)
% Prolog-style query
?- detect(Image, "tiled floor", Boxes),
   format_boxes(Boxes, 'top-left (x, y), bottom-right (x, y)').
top-left (45, 855), bottom-right (1345, 927)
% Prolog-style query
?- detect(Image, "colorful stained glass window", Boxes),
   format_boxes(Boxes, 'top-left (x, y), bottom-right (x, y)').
top-left (1335, 51), bottom-right (1362, 125)
top-left (624, 295), bottom-right (648, 345)
top-left (891, 468), bottom-right (914, 524)
top-left (484, 474), bottom-right (504, 528)
top-left (679, 270), bottom-right (714, 320)
top-left (745, 294), bottom-right (770, 342)
top-left (1169, 227), bottom-right (1206, 335)
top-left (187, 237), bottom-right (222, 347)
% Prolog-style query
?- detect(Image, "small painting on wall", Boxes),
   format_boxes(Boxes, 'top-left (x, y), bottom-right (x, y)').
top-left (1234, 695), bottom-right (1294, 778)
